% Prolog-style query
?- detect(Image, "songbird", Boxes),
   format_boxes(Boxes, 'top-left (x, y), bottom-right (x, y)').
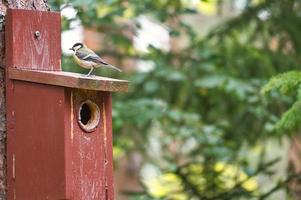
top-left (69, 42), bottom-right (122, 76)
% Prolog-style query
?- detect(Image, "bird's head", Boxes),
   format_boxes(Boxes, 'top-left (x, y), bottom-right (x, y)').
top-left (69, 42), bottom-right (84, 52)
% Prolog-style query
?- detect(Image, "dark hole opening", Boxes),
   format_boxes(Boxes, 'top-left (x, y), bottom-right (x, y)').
top-left (80, 103), bottom-right (91, 125)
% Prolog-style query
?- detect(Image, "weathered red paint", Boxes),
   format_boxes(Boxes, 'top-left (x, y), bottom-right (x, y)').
top-left (8, 82), bottom-right (67, 199)
top-left (6, 9), bottom-right (119, 199)
top-left (6, 9), bottom-right (61, 71)
top-left (68, 90), bottom-right (114, 199)
top-left (8, 68), bottom-right (128, 92)
top-left (104, 93), bottom-right (114, 199)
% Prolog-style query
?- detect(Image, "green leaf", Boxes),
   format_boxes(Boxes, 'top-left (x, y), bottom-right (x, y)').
top-left (261, 71), bottom-right (301, 95)
top-left (194, 75), bottom-right (227, 89)
top-left (275, 100), bottom-right (301, 132)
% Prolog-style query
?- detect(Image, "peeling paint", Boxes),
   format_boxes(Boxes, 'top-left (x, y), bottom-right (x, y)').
top-left (70, 89), bottom-right (113, 199)
top-left (70, 91), bottom-right (74, 141)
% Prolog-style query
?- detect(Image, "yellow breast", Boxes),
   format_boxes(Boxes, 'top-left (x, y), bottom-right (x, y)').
top-left (73, 54), bottom-right (93, 69)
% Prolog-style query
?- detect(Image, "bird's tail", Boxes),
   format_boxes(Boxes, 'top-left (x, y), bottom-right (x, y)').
top-left (104, 64), bottom-right (122, 72)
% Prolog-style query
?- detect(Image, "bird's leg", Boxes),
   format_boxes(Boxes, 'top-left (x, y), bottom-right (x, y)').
top-left (86, 67), bottom-right (94, 76)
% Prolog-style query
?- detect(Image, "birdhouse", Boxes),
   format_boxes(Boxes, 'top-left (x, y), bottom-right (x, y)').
top-left (5, 9), bottom-right (128, 200)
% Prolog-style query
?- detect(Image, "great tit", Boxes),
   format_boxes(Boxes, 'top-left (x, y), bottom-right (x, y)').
top-left (69, 43), bottom-right (122, 76)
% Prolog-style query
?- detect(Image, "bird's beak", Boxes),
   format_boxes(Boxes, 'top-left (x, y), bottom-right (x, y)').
top-left (69, 48), bottom-right (73, 51)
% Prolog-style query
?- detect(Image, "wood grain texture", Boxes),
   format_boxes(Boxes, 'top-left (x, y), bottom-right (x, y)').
top-left (1, 1), bottom-right (49, 199)
top-left (6, 8), bottom-right (61, 71)
top-left (103, 93), bottom-right (114, 199)
top-left (8, 68), bottom-right (129, 92)
top-left (5, 7), bottom-right (120, 200)
top-left (7, 81), bottom-right (67, 199)
top-left (67, 90), bottom-right (114, 199)
top-left (5, 7), bottom-right (64, 200)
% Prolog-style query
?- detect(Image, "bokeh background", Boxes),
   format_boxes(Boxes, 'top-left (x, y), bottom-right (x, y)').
top-left (49, 0), bottom-right (301, 199)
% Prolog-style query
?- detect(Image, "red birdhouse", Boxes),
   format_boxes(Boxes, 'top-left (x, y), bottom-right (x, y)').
top-left (5, 9), bottom-right (128, 200)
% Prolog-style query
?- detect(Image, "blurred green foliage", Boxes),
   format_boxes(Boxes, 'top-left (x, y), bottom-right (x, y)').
top-left (50, 0), bottom-right (301, 199)
top-left (262, 71), bottom-right (301, 133)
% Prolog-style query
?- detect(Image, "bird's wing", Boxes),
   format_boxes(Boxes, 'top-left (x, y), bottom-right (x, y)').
top-left (75, 51), bottom-right (109, 65)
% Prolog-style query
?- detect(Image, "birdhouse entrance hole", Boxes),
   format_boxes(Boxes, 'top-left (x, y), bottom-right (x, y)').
top-left (78, 100), bottom-right (100, 132)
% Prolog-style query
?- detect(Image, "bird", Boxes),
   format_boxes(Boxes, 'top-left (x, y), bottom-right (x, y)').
top-left (69, 42), bottom-right (122, 76)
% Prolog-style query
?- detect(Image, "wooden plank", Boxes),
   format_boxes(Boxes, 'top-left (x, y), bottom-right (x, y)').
top-left (7, 81), bottom-right (67, 199)
top-left (5, 8), bottom-right (119, 200)
top-left (8, 68), bottom-right (129, 92)
top-left (5, 9), bottom-right (65, 199)
top-left (6, 9), bottom-right (61, 71)
top-left (68, 90), bottom-right (114, 199)
top-left (103, 93), bottom-right (114, 199)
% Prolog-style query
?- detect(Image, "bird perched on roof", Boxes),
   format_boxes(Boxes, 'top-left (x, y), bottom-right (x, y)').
top-left (69, 43), bottom-right (122, 76)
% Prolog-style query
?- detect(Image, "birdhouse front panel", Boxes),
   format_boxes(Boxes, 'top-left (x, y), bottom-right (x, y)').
top-left (7, 81), bottom-right (67, 199)
top-left (66, 89), bottom-right (114, 199)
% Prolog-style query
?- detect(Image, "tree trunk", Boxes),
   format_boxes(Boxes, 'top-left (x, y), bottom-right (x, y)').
top-left (0, 1), bottom-right (49, 199)
top-left (289, 135), bottom-right (301, 199)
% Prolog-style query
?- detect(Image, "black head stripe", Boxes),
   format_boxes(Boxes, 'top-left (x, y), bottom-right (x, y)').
top-left (72, 42), bottom-right (84, 49)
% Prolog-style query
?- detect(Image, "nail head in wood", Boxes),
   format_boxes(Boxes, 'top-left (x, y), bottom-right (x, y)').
top-left (34, 31), bottom-right (41, 40)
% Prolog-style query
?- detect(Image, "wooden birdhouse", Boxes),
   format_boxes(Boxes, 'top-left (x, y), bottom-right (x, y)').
top-left (5, 9), bottom-right (128, 200)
